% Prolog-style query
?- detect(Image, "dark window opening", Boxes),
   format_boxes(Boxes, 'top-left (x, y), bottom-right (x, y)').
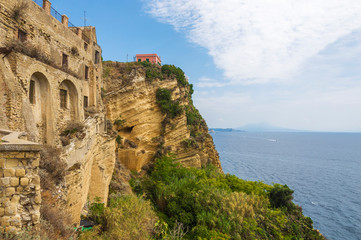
top-left (83, 96), bottom-right (88, 108)
top-left (85, 65), bottom-right (89, 80)
top-left (84, 42), bottom-right (88, 51)
top-left (18, 29), bottom-right (27, 42)
top-left (95, 50), bottom-right (100, 64)
top-left (146, 58), bottom-right (149, 62)
top-left (138, 59), bottom-right (141, 62)
top-left (62, 53), bottom-right (68, 68)
top-left (29, 80), bottom-right (35, 104)
top-left (60, 89), bottom-right (67, 108)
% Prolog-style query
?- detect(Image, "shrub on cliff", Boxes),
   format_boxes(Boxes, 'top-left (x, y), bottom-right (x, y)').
top-left (130, 155), bottom-right (325, 239)
top-left (79, 194), bottom-right (157, 240)
top-left (161, 64), bottom-right (187, 86)
top-left (156, 88), bottom-right (183, 118)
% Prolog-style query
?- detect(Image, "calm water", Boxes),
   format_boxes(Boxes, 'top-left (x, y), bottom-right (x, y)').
top-left (212, 132), bottom-right (361, 240)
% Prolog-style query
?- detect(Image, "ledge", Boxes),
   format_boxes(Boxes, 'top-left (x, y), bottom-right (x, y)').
top-left (0, 129), bottom-right (41, 152)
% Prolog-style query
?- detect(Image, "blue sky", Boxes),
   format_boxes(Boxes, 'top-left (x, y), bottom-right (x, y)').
top-left (50, 0), bottom-right (361, 132)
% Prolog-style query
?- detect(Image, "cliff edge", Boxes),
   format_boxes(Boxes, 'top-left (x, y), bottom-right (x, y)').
top-left (103, 61), bottom-right (221, 171)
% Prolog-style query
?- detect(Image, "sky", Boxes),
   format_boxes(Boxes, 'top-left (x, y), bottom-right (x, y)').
top-left (49, 0), bottom-right (361, 132)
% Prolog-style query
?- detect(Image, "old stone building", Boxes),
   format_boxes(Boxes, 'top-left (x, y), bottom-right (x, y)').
top-left (0, 0), bottom-right (103, 144)
top-left (0, 0), bottom-right (116, 231)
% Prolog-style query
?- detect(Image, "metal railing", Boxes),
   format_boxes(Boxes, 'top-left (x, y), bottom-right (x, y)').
top-left (50, 6), bottom-right (62, 22)
top-left (31, 0), bottom-right (100, 49)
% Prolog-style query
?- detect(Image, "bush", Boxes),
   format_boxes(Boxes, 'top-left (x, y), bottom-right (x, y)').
top-left (12, 2), bottom-right (28, 22)
top-left (269, 184), bottom-right (295, 209)
top-left (156, 88), bottom-right (183, 119)
top-left (80, 194), bottom-right (157, 240)
top-left (161, 64), bottom-right (187, 86)
top-left (131, 155), bottom-right (325, 239)
top-left (60, 121), bottom-right (86, 146)
top-left (40, 145), bottom-right (67, 186)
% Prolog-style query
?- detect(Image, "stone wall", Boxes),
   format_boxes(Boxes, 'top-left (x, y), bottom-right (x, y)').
top-left (0, 142), bottom-right (41, 234)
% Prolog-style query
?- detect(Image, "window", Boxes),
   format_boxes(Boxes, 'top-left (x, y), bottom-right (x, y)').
top-left (95, 50), bottom-right (100, 64)
top-left (84, 42), bottom-right (88, 51)
top-left (29, 80), bottom-right (35, 104)
top-left (83, 96), bottom-right (88, 108)
top-left (85, 65), bottom-right (89, 80)
top-left (62, 53), bottom-right (68, 68)
top-left (18, 29), bottom-right (27, 42)
top-left (60, 89), bottom-right (67, 108)
top-left (146, 58), bottom-right (149, 62)
top-left (138, 59), bottom-right (141, 62)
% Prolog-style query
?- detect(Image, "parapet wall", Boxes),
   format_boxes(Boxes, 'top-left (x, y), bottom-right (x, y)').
top-left (0, 131), bottom-right (41, 234)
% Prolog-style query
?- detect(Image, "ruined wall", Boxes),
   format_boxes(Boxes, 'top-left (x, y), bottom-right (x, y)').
top-left (0, 137), bottom-right (41, 234)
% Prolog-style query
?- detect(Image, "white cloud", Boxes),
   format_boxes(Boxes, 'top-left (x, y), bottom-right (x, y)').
top-left (146, 0), bottom-right (361, 84)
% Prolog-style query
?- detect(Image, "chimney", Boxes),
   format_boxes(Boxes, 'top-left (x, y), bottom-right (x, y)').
top-left (42, 0), bottom-right (51, 15)
top-left (62, 15), bottom-right (69, 27)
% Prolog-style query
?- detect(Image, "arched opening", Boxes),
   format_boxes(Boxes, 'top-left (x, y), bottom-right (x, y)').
top-left (59, 80), bottom-right (79, 121)
top-left (29, 72), bottom-right (53, 144)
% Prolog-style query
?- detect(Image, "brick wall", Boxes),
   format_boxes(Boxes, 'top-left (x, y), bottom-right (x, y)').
top-left (0, 146), bottom-right (41, 234)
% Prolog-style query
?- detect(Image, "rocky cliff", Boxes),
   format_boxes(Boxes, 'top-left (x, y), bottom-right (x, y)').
top-left (103, 61), bottom-right (221, 172)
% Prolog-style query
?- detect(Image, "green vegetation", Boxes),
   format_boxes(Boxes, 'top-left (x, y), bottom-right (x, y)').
top-left (79, 194), bottom-right (157, 240)
top-left (156, 88), bottom-right (183, 119)
top-left (129, 154), bottom-right (325, 240)
top-left (161, 64), bottom-right (187, 86)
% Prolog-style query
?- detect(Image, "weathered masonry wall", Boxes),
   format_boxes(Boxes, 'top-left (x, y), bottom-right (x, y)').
top-left (0, 142), bottom-right (41, 234)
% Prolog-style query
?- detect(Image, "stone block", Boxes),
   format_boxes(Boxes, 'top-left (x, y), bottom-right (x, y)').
top-left (31, 213), bottom-right (40, 223)
top-left (5, 187), bottom-right (15, 196)
top-left (4, 169), bottom-right (15, 177)
top-left (25, 152), bottom-right (35, 158)
top-left (9, 178), bottom-right (19, 187)
top-left (1, 177), bottom-right (10, 187)
top-left (34, 194), bottom-right (41, 204)
top-left (0, 169), bottom-right (3, 177)
top-left (6, 159), bottom-right (18, 168)
top-left (31, 159), bottom-right (40, 167)
top-left (10, 195), bottom-right (20, 203)
top-left (32, 176), bottom-right (40, 185)
top-left (5, 203), bottom-right (16, 216)
top-left (15, 169), bottom-right (25, 177)
top-left (20, 178), bottom-right (29, 186)
top-left (0, 216), bottom-right (10, 227)
top-left (16, 186), bottom-right (23, 193)
top-left (0, 158), bottom-right (5, 168)
top-left (15, 153), bottom-right (24, 159)
top-left (0, 207), bottom-right (4, 216)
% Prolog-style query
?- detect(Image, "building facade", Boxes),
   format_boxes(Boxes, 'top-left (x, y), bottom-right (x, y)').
top-left (136, 53), bottom-right (161, 65)
top-left (0, 0), bottom-right (103, 145)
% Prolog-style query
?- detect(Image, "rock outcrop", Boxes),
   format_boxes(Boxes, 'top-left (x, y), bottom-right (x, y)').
top-left (103, 62), bottom-right (221, 171)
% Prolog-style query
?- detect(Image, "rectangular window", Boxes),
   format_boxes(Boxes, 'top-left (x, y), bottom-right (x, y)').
top-left (60, 89), bottom-right (67, 108)
top-left (84, 42), bottom-right (88, 51)
top-left (95, 50), bottom-right (100, 64)
top-left (83, 96), bottom-right (88, 108)
top-left (138, 59), bottom-right (141, 62)
top-left (62, 53), bottom-right (68, 68)
top-left (85, 65), bottom-right (89, 80)
top-left (29, 80), bottom-right (35, 104)
top-left (18, 29), bottom-right (27, 42)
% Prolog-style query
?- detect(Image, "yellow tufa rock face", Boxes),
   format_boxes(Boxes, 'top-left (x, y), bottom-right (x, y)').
top-left (103, 62), bottom-right (222, 171)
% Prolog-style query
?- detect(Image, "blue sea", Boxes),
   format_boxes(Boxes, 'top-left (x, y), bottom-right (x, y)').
top-left (211, 132), bottom-right (361, 240)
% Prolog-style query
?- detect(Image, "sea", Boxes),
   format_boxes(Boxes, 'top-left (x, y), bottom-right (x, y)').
top-left (211, 131), bottom-right (361, 240)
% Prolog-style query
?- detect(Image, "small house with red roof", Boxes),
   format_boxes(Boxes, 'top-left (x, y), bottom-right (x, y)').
top-left (136, 54), bottom-right (161, 65)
